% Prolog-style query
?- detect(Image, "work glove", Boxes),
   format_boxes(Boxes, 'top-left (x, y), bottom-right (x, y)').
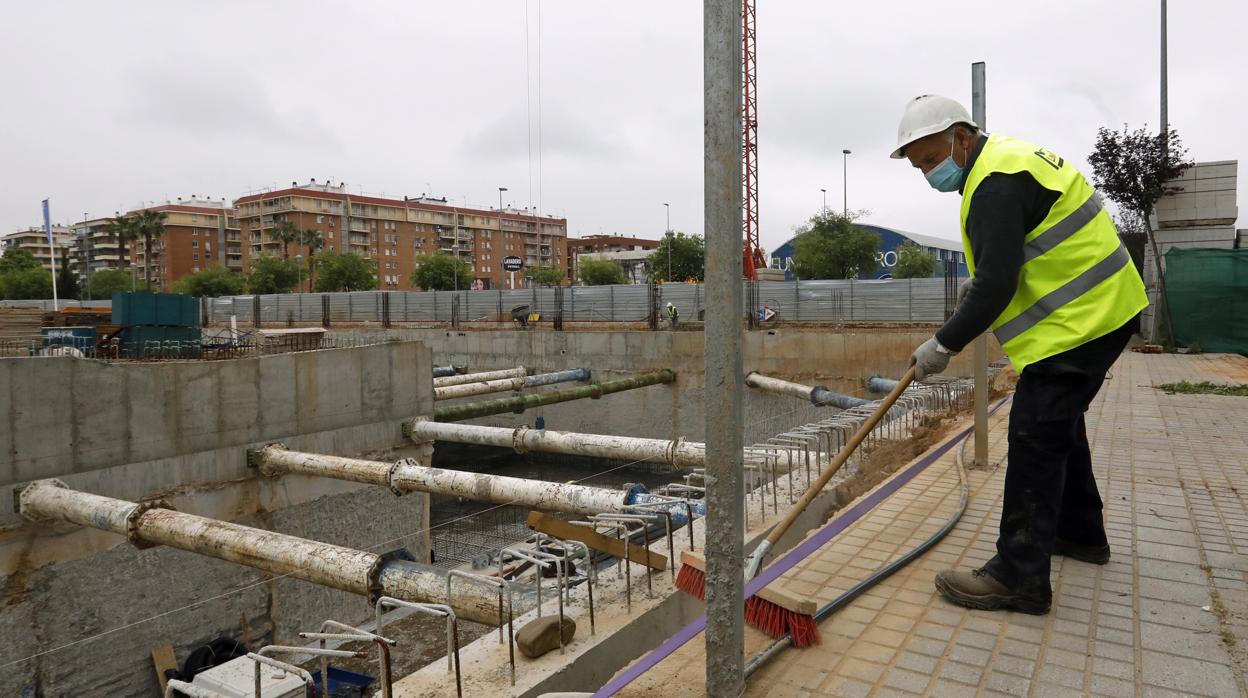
top-left (909, 336), bottom-right (956, 381)
top-left (957, 279), bottom-right (972, 306)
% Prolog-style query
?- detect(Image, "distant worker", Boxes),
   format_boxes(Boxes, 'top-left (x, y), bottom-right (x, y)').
top-left (892, 95), bottom-right (1146, 614)
top-left (666, 302), bottom-right (679, 330)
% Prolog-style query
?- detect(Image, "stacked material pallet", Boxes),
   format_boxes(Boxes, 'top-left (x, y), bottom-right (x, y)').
top-left (0, 308), bottom-right (44, 356)
top-left (0, 307), bottom-right (43, 339)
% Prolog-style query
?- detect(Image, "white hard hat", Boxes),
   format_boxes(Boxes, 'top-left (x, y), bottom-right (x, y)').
top-left (889, 95), bottom-right (978, 159)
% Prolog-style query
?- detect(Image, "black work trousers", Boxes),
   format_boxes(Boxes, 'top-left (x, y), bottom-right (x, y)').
top-left (982, 318), bottom-right (1135, 598)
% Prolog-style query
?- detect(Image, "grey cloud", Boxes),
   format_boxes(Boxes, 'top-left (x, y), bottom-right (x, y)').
top-left (123, 65), bottom-right (341, 149)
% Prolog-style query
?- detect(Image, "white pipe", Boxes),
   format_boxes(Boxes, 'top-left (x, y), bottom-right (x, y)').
top-left (745, 371), bottom-right (869, 409)
top-left (408, 420), bottom-right (707, 469)
top-left (435, 376), bottom-right (527, 400)
top-left (18, 479), bottom-right (505, 625)
top-left (433, 366), bottom-right (525, 388)
top-left (258, 446), bottom-right (632, 516)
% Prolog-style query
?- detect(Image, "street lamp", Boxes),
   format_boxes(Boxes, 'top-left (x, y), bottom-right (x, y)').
top-left (820, 188), bottom-right (827, 213)
top-left (842, 149), bottom-right (852, 217)
top-left (499, 187), bottom-right (509, 288)
top-left (295, 254), bottom-right (303, 294)
top-left (663, 203), bottom-right (672, 282)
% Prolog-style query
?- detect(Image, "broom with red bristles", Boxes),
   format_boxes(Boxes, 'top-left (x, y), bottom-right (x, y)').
top-left (675, 367), bottom-right (916, 647)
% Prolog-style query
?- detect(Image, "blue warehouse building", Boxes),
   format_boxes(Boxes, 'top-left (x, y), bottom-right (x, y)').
top-left (769, 224), bottom-right (969, 280)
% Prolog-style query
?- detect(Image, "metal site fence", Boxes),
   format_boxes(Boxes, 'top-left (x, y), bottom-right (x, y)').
top-left (200, 278), bottom-right (958, 327)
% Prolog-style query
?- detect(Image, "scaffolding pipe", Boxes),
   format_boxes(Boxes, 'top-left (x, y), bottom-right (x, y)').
top-left (18, 479), bottom-right (507, 625)
top-left (744, 372), bottom-right (869, 409)
top-left (434, 368), bottom-right (590, 401)
top-left (254, 446), bottom-right (702, 521)
top-left (433, 366), bottom-right (526, 388)
top-left (432, 365), bottom-right (460, 378)
top-left (432, 369), bottom-right (676, 422)
top-left (407, 420), bottom-right (706, 469)
top-left (867, 375), bottom-right (899, 394)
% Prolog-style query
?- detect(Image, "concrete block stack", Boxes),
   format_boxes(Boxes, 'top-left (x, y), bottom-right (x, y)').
top-left (1141, 160), bottom-right (1240, 338)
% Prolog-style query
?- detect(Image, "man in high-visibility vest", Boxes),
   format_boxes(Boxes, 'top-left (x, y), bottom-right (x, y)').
top-left (893, 95), bottom-right (1147, 614)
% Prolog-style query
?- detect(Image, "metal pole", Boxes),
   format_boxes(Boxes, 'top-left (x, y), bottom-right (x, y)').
top-left (744, 371), bottom-right (869, 409)
top-left (408, 419), bottom-right (718, 470)
top-left (431, 369), bottom-right (676, 422)
top-left (971, 61), bottom-right (989, 467)
top-left (18, 480), bottom-right (505, 625)
top-left (1160, 0), bottom-right (1167, 139)
top-left (433, 368), bottom-right (589, 401)
top-left (704, 0), bottom-right (745, 692)
top-left (842, 149), bottom-right (851, 217)
top-left (434, 366), bottom-right (526, 388)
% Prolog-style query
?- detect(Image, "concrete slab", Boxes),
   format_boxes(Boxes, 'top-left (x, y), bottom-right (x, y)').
top-left (610, 352), bottom-right (1248, 697)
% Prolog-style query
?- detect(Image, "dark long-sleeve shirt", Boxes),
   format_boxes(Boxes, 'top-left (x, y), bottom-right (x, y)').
top-left (935, 137), bottom-right (1061, 353)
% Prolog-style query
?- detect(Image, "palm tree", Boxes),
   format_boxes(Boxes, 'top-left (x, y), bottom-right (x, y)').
top-left (269, 220), bottom-right (299, 259)
top-left (299, 228), bottom-right (325, 292)
top-left (132, 209), bottom-right (168, 291)
top-left (103, 215), bottom-right (140, 274)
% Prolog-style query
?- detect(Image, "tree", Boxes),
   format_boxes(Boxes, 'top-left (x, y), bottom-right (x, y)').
top-left (0, 248), bottom-right (48, 300)
top-left (891, 241), bottom-right (935, 279)
top-left (102, 216), bottom-right (140, 268)
top-left (299, 228), bottom-right (325, 292)
top-left (648, 232), bottom-right (705, 282)
top-left (1087, 124), bottom-right (1193, 344)
top-left (0, 267), bottom-right (52, 300)
top-left (269, 220), bottom-right (300, 259)
top-left (56, 247), bottom-right (79, 299)
top-left (89, 269), bottom-right (135, 297)
top-left (0, 247), bottom-right (41, 275)
top-left (133, 209), bottom-right (168, 291)
top-left (577, 256), bottom-right (629, 285)
top-left (314, 251), bottom-right (377, 292)
top-left (790, 211), bottom-right (878, 279)
top-left (246, 253), bottom-right (301, 294)
top-left (174, 264), bottom-right (246, 297)
top-left (410, 252), bottom-right (474, 291)
top-left (526, 265), bottom-right (565, 287)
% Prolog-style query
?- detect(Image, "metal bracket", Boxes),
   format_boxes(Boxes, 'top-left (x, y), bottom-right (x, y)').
top-left (387, 458), bottom-right (417, 496)
top-left (246, 442), bottom-right (286, 472)
top-left (126, 497), bottom-right (174, 549)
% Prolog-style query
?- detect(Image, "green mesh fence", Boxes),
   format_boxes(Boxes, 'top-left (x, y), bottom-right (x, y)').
top-left (1164, 248), bottom-right (1248, 354)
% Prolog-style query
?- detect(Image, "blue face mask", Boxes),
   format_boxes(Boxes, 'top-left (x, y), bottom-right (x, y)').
top-left (924, 138), bottom-right (964, 193)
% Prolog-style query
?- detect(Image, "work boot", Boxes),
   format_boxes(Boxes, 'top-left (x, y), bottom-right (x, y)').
top-left (1053, 538), bottom-right (1111, 565)
top-left (934, 568), bottom-right (1051, 615)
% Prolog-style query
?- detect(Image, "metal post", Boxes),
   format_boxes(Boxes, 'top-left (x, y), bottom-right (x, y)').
top-left (704, 0), bottom-right (745, 693)
top-left (1160, 0), bottom-right (1167, 139)
top-left (971, 61), bottom-right (989, 467)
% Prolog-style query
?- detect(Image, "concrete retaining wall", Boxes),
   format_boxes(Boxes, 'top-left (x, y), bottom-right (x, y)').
top-left (372, 327), bottom-right (1002, 444)
top-left (0, 343), bottom-right (433, 697)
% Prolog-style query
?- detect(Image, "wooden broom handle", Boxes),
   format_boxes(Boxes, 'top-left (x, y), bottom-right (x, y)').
top-left (763, 365), bottom-right (916, 547)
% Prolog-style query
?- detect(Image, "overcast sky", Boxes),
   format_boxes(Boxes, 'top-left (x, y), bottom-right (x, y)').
top-left (1, 1), bottom-right (1243, 253)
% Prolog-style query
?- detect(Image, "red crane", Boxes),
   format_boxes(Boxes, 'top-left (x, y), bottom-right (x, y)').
top-left (741, 0), bottom-right (766, 280)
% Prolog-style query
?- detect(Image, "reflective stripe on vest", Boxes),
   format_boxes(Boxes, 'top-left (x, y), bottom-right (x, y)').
top-left (959, 134), bottom-right (1147, 372)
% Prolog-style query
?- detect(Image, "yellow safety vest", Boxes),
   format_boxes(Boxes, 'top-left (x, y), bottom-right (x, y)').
top-left (960, 134), bottom-right (1147, 372)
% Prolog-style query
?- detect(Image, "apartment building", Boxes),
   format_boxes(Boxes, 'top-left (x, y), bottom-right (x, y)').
top-left (72, 217), bottom-right (131, 293)
top-left (234, 180), bottom-right (568, 290)
top-left (569, 233), bottom-right (661, 284)
top-left (2, 225), bottom-right (75, 272)
top-left (128, 198), bottom-right (243, 290)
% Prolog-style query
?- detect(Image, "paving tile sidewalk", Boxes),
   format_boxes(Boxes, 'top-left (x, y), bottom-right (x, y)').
top-left (615, 352), bottom-right (1248, 697)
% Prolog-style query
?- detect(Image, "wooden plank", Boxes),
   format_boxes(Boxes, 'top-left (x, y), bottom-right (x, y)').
top-left (151, 644), bottom-right (178, 694)
top-left (526, 511), bottom-right (667, 571)
top-left (679, 550), bottom-right (816, 615)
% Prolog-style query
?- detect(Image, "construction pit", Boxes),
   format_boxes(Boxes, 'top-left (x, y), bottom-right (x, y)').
top-left (0, 324), bottom-right (1005, 697)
